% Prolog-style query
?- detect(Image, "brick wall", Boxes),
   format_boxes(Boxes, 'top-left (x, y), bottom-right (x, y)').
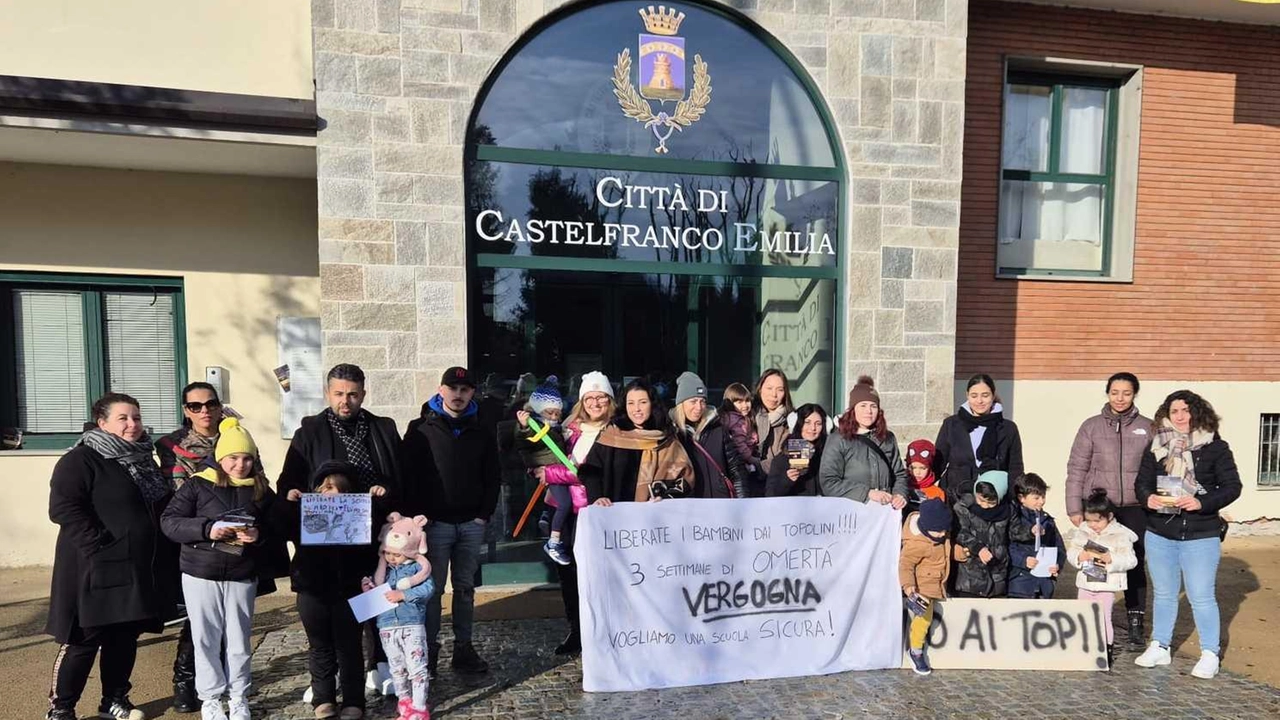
top-left (958, 1), bottom-right (1280, 380)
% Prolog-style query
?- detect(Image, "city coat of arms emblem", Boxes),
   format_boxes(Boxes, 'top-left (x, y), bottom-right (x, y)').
top-left (613, 5), bottom-right (712, 154)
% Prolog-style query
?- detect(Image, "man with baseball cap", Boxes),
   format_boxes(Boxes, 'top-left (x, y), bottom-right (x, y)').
top-left (401, 366), bottom-right (499, 677)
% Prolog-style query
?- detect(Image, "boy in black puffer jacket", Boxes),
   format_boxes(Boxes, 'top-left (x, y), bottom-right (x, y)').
top-left (951, 470), bottom-right (1029, 598)
top-left (1008, 473), bottom-right (1066, 599)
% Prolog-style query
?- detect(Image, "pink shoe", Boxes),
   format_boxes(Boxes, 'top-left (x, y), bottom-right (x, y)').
top-left (395, 698), bottom-right (412, 720)
top-left (409, 707), bottom-right (430, 720)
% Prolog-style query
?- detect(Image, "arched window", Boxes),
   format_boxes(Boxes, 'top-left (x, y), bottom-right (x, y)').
top-left (465, 0), bottom-right (844, 420)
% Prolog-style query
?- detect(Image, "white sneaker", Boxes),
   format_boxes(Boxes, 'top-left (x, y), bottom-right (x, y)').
top-left (302, 686), bottom-right (314, 704)
top-left (1134, 641), bottom-right (1172, 667)
top-left (229, 698), bottom-right (251, 720)
top-left (1191, 650), bottom-right (1220, 679)
top-left (201, 700), bottom-right (228, 720)
top-left (364, 664), bottom-right (389, 696)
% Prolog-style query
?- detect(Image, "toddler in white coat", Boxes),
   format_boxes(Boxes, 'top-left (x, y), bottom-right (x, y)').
top-left (1067, 488), bottom-right (1138, 663)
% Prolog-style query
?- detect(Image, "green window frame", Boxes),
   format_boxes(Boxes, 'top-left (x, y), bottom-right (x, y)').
top-left (1261, 414), bottom-right (1280, 488)
top-left (999, 71), bottom-right (1121, 278)
top-left (465, 0), bottom-right (848, 405)
top-left (0, 271), bottom-right (187, 450)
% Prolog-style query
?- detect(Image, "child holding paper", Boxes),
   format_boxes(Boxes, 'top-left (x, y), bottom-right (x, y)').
top-left (899, 499), bottom-right (952, 675)
top-left (161, 418), bottom-right (280, 720)
top-left (362, 515), bottom-right (435, 720)
top-left (280, 461), bottom-right (373, 720)
top-left (1067, 489), bottom-right (1139, 661)
top-left (514, 377), bottom-right (580, 565)
top-left (1007, 473), bottom-right (1066, 599)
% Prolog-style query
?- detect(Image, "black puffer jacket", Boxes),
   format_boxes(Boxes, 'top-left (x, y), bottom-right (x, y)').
top-left (161, 470), bottom-right (286, 587)
top-left (764, 440), bottom-right (825, 497)
top-left (401, 396), bottom-right (501, 523)
top-left (952, 495), bottom-right (1015, 597)
top-left (1136, 435), bottom-right (1241, 542)
top-left (279, 461), bottom-right (377, 600)
top-left (676, 412), bottom-right (743, 500)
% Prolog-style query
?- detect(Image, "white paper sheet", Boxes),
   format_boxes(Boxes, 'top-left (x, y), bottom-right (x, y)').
top-left (1032, 547), bottom-right (1059, 578)
top-left (347, 583), bottom-right (398, 623)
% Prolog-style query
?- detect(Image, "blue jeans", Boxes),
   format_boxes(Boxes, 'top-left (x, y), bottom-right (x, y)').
top-left (1145, 531), bottom-right (1221, 653)
top-left (425, 520), bottom-right (485, 649)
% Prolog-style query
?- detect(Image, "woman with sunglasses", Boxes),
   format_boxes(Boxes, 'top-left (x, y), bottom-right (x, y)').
top-left (154, 382), bottom-right (225, 713)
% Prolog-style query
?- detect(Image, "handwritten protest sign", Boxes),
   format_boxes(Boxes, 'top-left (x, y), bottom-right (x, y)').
top-left (300, 493), bottom-right (372, 546)
top-left (903, 598), bottom-right (1109, 671)
top-left (575, 497), bottom-right (903, 691)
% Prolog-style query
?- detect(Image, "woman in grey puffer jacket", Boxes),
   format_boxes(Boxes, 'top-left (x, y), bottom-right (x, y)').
top-left (818, 377), bottom-right (909, 507)
top-left (1065, 372), bottom-right (1153, 649)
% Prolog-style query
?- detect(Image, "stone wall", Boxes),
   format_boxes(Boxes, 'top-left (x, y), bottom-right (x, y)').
top-left (313, 0), bottom-right (967, 435)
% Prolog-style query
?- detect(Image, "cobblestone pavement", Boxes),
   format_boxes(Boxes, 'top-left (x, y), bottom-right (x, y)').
top-left (250, 618), bottom-right (1280, 720)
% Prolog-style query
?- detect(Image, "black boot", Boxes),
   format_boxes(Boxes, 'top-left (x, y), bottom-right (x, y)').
top-left (1127, 610), bottom-right (1146, 651)
top-left (554, 630), bottom-right (581, 656)
top-left (172, 625), bottom-right (198, 713)
top-left (1106, 643), bottom-right (1115, 670)
top-left (427, 645), bottom-right (439, 681)
top-left (451, 641), bottom-right (490, 674)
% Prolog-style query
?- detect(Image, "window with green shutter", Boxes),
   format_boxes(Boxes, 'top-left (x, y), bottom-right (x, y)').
top-left (0, 272), bottom-right (187, 449)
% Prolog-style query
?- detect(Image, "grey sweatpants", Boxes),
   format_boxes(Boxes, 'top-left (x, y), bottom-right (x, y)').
top-left (182, 574), bottom-right (257, 702)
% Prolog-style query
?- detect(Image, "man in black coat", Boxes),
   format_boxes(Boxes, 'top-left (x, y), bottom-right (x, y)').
top-left (401, 366), bottom-right (500, 678)
top-left (276, 363), bottom-right (400, 692)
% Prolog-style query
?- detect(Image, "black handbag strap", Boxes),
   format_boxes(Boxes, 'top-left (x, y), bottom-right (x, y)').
top-left (854, 433), bottom-right (896, 477)
top-left (690, 439), bottom-right (737, 498)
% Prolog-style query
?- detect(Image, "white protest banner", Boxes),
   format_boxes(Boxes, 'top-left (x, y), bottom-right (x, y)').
top-left (300, 493), bottom-right (372, 545)
top-left (903, 598), bottom-right (1109, 671)
top-left (575, 497), bottom-right (903, 692)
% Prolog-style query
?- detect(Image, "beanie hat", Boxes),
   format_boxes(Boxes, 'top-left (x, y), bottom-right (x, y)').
top-left (906, 439), bottom-right (936, 467)
top-left (847, 375), bottom-right (880, 408)
top-left (976, 470), bottom-right (1009, 503)
top-left (528, 376), bottom-right (564, 418)
top-left (214, 417), bottom-right (258, 461)
top-left (917, 499), bottom-right (951, 540)
top-left (578, 371), bottom-right (615, 400)
top-left (674, 371), bottom-right (707, 405)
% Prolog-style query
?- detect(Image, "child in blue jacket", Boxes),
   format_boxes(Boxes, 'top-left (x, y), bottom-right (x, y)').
top-left (362, 514), bottom-right (435, 720)
top-left (1008, 473), bottom-right (1067, 599)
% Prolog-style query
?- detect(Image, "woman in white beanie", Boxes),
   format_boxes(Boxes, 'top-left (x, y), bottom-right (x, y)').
top-left (538, 371), bottom-right (616, 656)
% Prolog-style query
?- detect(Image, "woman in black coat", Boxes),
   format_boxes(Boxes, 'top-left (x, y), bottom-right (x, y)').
top-left (580, 379), bottom-right (696, 506)
top-left (1133, 390), bottom-right (1241, 679)
top-left (932, 374), bottom-right (1024, 501)
top-left (669, 372), bottom-right (741, 499)
top-left (765, 404), bottom-right (829, 497)
top-left (46, 393), bottom-right (180, 720)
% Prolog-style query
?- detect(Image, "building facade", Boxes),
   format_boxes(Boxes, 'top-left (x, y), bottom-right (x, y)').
top-left (1, 0), bottom-right (1276, 569)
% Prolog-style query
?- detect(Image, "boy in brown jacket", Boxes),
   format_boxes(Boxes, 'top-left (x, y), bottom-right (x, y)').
top-left (899, 499), bottom-right (952, 675)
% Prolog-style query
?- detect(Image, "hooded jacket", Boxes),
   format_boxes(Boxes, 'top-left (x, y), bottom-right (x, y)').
top-left (401, 395), bottom-right (501, 523)
top-left (1065, 406), bottom-right (1153, 513)
top-left (160, 467), bottom-right (285, 587)
top-left (817, 430), bottom-right (909, 502)
top-left (899, 513), bottom-right (951, 600)
top-left (371, 560), bottom-right (435, 629)
top-left (1066, 520), bottom-right (1139, 592)
top-left (952, 494), bottom-right (1014, 598)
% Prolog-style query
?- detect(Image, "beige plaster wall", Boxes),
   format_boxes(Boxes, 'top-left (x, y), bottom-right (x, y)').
top-left (0, 161), bottom-right (319, 566)
top-left (0, 0), bottom-right (312, 98)
top-left (950, 379), bottom-right (1280, 522)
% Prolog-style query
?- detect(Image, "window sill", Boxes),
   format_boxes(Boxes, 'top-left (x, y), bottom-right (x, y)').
top-left (0, 448), bottom-right (69, 457)
top-left (997, 272), bottom-right (1133, 284)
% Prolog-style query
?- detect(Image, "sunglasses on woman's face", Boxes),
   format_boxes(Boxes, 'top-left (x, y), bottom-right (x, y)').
top-left (183, 400), bottom-right (222, 413)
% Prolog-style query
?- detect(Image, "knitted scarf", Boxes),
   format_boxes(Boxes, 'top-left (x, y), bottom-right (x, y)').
top-left (755, 405), bottom-right (790, 458)
top-left (159, 427), bottom-right (218, 488)
top-left (78, 428), bottom-right (170, 504)
top-left (596, 426), bottom-right (694, 501)
top-left (1151, 418), bottom-right (1213, 494)
top-left (956, 403), bottom-right (1003, 470)
top-left (326, 409), bottom-right (379, 490)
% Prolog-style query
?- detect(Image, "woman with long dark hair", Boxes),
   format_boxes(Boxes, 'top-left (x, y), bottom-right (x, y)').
top-left (818, 377), bottom-right (908, 507)
top-left (47, 393), bottom-right (179, 720)
top-left (765, 404), bottom-right (829, 497)
top-left (1065, 371), bottom-right (1154, 650)
top-left (932, 373), bottom-right (1023, 501)
top-left (154, 381), bottom-right (224, 712)
top-left (579, 378), bottom-right (696, 506)
top-left (1133, 390), bottom-right (1241, 679)
top-left (750, 368), bottom-right (794, 490)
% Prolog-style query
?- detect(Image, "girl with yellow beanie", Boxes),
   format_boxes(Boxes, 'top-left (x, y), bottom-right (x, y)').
top-left (161, 418), bottom-right (282, 720)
